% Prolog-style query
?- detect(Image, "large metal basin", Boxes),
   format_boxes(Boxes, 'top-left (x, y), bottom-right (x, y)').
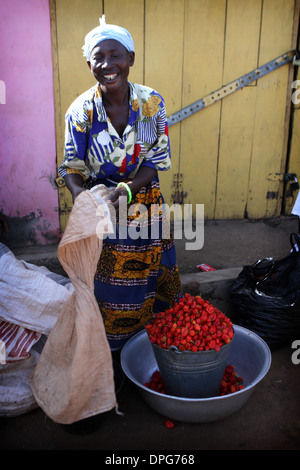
top-left (120, 324), bottom-right (271, 423)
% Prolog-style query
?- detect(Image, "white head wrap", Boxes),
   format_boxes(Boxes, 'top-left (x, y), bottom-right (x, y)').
top-left (82, 15), bottom-right (134, 61)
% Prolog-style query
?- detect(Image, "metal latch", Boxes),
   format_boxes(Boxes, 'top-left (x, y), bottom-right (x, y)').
top-left (55, 176), bottom-right (65, 188)
top-left (293, 51), bottom-right (300, 66)
top-left (286, 173), bottom-right (299, 191)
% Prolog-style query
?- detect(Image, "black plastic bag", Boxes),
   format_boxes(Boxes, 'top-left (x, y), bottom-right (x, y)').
top-left (230, 233), bottom-right (300, 349)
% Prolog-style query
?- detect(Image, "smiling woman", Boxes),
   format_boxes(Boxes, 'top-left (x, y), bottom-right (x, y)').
top-left (58, 15), bottom-right (182, 350)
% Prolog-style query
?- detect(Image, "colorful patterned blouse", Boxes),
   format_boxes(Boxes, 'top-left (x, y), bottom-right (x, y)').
top-left (58, 82), bottom-right (171, 183)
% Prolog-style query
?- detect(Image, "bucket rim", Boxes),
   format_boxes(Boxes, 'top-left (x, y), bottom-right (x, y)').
top-left (152, 338), bottom-right (232, 355)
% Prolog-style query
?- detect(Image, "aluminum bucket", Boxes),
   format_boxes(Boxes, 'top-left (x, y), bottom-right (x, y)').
top-left (152, 341), bottom-right (232, 398)
top-left (121, 326), bottom-right (271, 423)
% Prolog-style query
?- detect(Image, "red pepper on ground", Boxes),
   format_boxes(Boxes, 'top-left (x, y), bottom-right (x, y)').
top-left (164, 419), bottom-right (175, 429)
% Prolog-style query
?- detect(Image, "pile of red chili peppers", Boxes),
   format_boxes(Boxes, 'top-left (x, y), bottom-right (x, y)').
top-left (145, 293), bottom-right (234, 352)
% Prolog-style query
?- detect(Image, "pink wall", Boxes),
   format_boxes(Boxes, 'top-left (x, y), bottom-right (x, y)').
top-left (0, 0), bottom-right (60, 246)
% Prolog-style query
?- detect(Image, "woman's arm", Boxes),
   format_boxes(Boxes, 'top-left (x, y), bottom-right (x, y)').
top-left (64, 173), bottom-right (86, 202)
top-left (108, 166), bottom-right (157, 209)
top-left (128, 166), bottom-right (157, 195)
top-left (65, 166), bottom-right (156, 207)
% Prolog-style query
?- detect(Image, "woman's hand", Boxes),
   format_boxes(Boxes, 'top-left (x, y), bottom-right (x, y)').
top-left (108, 167), bottom-right (157, 212)
top-left (107, 185), bottom-right (129, 211)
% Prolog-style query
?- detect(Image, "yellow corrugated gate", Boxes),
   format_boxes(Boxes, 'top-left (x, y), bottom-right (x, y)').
top-left (50, 0), bottom-right (300, 231)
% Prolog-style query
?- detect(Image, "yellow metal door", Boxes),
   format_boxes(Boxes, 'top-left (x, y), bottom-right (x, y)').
top-left (284, 13), bottom-right (300, 214)
top-left (51, 0), bottom-right (300, 230)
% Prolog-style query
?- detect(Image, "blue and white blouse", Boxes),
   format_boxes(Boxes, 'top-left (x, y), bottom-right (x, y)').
top-left (58, 81), bottom-right (171, 183)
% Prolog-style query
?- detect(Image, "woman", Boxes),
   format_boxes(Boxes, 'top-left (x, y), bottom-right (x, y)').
top-left (58, 16), bottom-right (181, 350)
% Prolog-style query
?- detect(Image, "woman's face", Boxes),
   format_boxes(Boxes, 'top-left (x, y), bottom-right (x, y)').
top-left (88, 39), bottom-right (135, 93)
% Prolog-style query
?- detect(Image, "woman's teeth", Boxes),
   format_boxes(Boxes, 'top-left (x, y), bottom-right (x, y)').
top-left (104, 74), bottom-right (117, 81)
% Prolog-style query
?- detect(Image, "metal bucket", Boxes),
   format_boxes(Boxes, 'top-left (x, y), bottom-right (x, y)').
top-left (121, 326), bottom-right (271, 423)
top-left (152, 341), bottom-right (232, 398)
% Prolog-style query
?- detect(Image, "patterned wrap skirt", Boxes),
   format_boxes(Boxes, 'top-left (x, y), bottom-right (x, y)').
top-left (93, 175), bottom-right (182, 350)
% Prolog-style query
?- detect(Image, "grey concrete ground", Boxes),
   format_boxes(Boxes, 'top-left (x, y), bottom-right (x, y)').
top-left (1, 216), bottom-right (300, 451)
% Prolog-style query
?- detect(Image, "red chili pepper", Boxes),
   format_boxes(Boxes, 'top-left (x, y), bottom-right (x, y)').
top-left (164, 419), bottom-right (175, 429)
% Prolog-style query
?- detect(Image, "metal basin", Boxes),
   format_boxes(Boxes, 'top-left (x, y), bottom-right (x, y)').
top-left (120, 324), bottom-right (271, 423)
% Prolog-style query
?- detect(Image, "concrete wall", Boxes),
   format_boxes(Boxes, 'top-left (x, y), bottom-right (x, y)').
top-left (0, 0), bottom-right (60, 247)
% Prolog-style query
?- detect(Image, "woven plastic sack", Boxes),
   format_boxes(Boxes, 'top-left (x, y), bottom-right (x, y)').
top-left (230, 233), bottom-right (300, 349)
top-left (29, 188), bottom-right (117, 424)
top-left (0, 243), bottom-right (73, 335)
top-left (0, 349), bottom-right (41, 417)
top-left (0, 244), bottom-right (73, 417)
